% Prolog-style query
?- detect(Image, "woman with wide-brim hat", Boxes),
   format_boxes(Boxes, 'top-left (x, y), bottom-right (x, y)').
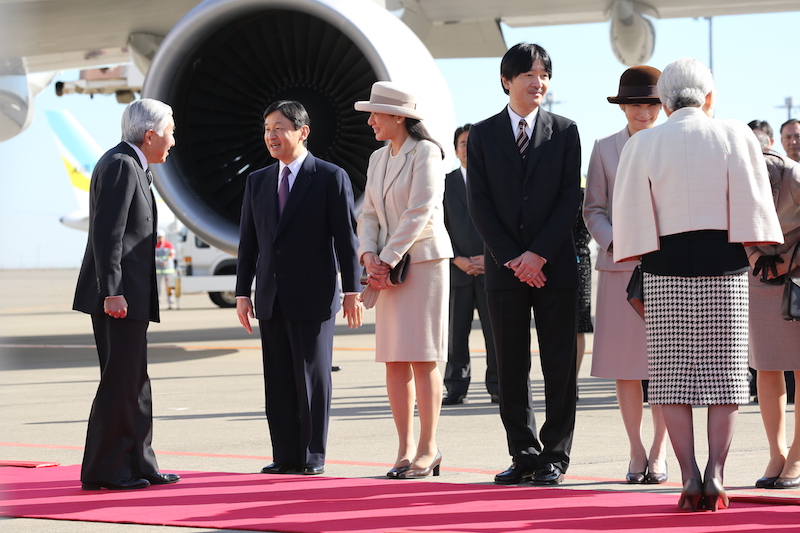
top-left (583, 65), bottom-right (670, 485)
top-left (354, 81), bottom-right (453, 479)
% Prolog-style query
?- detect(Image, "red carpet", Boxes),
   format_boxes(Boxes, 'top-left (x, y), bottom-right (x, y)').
top-left (1, 465), bottom-right (798, 532)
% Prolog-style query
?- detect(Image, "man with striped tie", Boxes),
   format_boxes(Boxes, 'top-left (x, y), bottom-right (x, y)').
top-left (466, 43), bottom-right (582, 486)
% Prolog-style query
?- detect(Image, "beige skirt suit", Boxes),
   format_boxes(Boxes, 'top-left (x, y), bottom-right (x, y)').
top-left (357, 137), bottom-right (453, 362)
top-left (584, 127), bottom-right (649, 380)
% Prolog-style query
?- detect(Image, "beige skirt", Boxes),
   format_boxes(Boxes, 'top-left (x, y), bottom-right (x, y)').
top-left (374, 258), bottom-right (449, 363)
top-left (590, 269), bottom-right (649, 380)
top-left (749, 278), bottom-right (800, 371)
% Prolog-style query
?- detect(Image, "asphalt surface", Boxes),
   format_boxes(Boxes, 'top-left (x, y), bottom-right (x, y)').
top-left (1, 268), bottom-right (797, 532)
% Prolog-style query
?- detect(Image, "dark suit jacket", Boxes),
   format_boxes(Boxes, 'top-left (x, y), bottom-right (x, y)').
top-left (73, 142), bottom-right (159, 322)
top-left (467, 107), bottom-right (581, 291)
top-left (444, 168), bottom-right (485, 287)
top-left (235, 153), bottom-right (360, 322)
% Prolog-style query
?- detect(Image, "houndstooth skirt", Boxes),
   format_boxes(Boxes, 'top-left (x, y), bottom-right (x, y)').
top-left (644, 272), bottom-right (750, 405)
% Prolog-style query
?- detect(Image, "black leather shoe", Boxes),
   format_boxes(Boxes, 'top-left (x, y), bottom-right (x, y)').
top-left (774, 474), bottom-right (800, 489)
top-left (81, 477), bottom-right (150, 490)
top-left (489, 393), bottom-right (500, 404)
top-left (494, 463), bottom-right (535, 485)
top-left (531, 464), bottom-right (565, 486)
top-left (260, 462), bottom-right (301, 474)
top-left (143, 473), bottom-right (181, 485)
top-left (755, 475), bottom-right (779, 488)
top-left (442, 392), bottom-right (466, 405)
top-left (302, 465), bottom-right (325, 475)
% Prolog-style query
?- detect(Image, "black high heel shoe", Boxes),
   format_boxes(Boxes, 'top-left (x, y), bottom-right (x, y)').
top-left (703, 477), bottom-right (729, 511)
top-left (755, 475), bottom-right (780, 489)
top-left (626, 460), bottom-right (647, 484)
top-left (386, 463), bottom-right (411, 479)
top-left (646, 463), bottom-right (668, 484)
top-left (399, 450), bottom-right (442, 479)
top-left (677, 478), bottom-right (704, 512)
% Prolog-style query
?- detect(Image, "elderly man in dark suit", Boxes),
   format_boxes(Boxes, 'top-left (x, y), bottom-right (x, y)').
top-left (235, 100), bottom-right (363, 476)
top-left (73, 98), bottom-right (180, 490)
top-left (467, 43), bottom-right (581, 486)
top-left (442, 123), bottom-right (498, 405)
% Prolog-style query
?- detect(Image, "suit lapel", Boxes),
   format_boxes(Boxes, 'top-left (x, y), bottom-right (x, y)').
top-left (494, 110), bottom-right (525, 179)
top-left (276, 153), bottom-right (314, 237)
top-left (382, 137), bottom-right (417, 200)
top-left (453, 170), bottom-right (468, 211)
top-left (264, 165), bottom-right (280, 235)
top-left (524, 108), bottom-right (553, 184)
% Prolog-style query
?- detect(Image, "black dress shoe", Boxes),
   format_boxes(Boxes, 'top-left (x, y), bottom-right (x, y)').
top-left (494, 463), bottom-right (535, 485)
top-left (755, 475), bottom-right (779, 488)
top-left (442, 392), bottom-right (466, 405)
top-left (531, 464), bottom-right (565, 486)
top-left (774, 474), bottom-right (800, 489)
top-left (81, 477), bottom-right (150, 490)
top-left (143, 473), bottom-right (181, 485)
top-left (302, 465), bottom-right (325, 475)
top-left (260, 462), bottom-right (301, 474)
top-left (489, 393), bottom-right (500, 404)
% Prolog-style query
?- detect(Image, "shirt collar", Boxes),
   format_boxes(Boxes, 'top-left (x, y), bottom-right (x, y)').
top-left (507, 105), bottom-right (539, 139)
top-left (125, 142), bottom-right (149, 171)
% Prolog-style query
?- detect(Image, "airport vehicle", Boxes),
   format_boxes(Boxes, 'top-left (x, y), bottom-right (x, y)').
top-left (46, 109), bottom-right (240, 308)
top-left (3, 0), bottom-right (798, 255)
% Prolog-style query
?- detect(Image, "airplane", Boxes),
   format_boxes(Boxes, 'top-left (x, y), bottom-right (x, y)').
top-left (3, 0), bottom-right (800, 254)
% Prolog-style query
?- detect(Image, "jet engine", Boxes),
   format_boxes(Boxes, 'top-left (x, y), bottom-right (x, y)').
top-left (143, 0), bottom-right (455, 254)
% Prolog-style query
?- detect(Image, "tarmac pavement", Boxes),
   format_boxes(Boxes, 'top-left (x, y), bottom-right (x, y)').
top-left (1, 268), bottom-right (797, 532)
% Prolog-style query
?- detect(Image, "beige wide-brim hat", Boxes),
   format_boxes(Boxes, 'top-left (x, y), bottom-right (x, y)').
top-left (354, 81), bottom-right (424, 120)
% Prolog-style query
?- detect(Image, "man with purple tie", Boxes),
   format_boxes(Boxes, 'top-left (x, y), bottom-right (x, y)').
top-left (235, 100), bottom-right (363, 476)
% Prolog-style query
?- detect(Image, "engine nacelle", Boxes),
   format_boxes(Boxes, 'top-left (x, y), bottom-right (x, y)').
top-left (0, 58), bottom-right (35, 142)
top-left (143, 0), bottom-right (455, 254)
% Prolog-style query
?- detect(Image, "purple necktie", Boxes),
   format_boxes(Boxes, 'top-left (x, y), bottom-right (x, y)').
top-left (278, 166), bottom-right (290, 215)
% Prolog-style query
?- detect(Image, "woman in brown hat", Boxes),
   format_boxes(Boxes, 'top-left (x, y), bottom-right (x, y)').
top-left (583, 65), bottom-right (669, 485)
top-left (354, 81), bottom-right (453, 479)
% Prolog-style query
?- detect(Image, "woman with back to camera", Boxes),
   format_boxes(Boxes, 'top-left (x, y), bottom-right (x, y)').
top-left (583, 65), bottom-right (669, 485)
top-left (612, 58), bottom-right (782, 511)
top-left (354, 81), bottom-right (453, 479)
top-left (745, 125), bottom-right (800, 490)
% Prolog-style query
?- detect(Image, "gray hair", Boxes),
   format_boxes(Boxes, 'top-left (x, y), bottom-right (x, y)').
top-left (121, 98), bottom-right (173, 145)
top-left (657, 58), bottom-right (714, 112)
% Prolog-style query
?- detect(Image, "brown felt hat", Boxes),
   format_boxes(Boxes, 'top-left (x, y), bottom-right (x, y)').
top-left (607, 65), bottom-right (661, 104)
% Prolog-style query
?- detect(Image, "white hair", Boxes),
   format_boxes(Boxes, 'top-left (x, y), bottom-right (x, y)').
top-left (657, 58), bottom-right (715, 112)
top-left (121, 98), bottom-right (173, 145)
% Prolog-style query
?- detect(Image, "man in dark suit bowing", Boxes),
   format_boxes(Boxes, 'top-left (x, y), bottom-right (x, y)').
top-left (442, 123), bottom-right (498, 405)
top-left (467, 43), bottom-right (581, 486)
top-left (73, 98), bottom-right (180, 490)
top-left (235, 100), bottom-right (363, 476)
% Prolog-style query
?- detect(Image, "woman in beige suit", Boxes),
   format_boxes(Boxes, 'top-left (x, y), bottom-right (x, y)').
top-left (355, 82), bottom-right (452, 479)
top-left (613, 58), bottom-right (783, 511)
top-left (583, 65), bottom-right (669, 485)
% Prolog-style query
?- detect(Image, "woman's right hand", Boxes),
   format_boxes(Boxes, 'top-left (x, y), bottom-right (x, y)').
top-left (362, 252), bottom-right (391, 289)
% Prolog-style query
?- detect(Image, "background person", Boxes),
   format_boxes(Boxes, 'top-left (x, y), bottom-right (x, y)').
top-left (355, 81), bottom-right (453, 479)
top-left (745, 123), bottom-right (800, 489)
top-left (442, 123), bottom-right (498, 405)
top-left (73, 98), bottom-right (180, 491)
top-left (583, 65), bottom-right (669, 485)
top-left (612, 58), bottom-right (782, 511)
top-left (155, 229), bottom-right (176, 309)
top-left (781, 118), bottom-right (800, 163)
top-left (235, 100), bottom-right (363, 477)
top-left (467, 43), bottom-right (581, 486)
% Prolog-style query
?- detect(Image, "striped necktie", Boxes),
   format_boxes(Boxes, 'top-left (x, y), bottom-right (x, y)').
top-left (146, 168), bottom-right (153, 185)
top-left (516, 119), bottom-right (529, 157)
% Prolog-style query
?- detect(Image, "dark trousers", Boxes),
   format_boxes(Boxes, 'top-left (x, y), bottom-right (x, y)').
top-left (444, 277), bottom-right (498, 396)
top-left (487, 286), bottom-right (577, 473)
top-left (259, 304), bottom-right (335, 468)
top-left (82, 313), bottom-right (159, 482)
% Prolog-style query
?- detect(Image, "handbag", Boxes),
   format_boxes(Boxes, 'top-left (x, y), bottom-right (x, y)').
top-left (782, 243), bottom-right (800, 321)
top-left (626, 263), bottom-right (645, 319)
top-left (388, 253), bottom-right (410, 285)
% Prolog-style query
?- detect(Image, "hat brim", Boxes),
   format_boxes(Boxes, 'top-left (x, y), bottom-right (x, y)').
top-left (354, 101), bottom-right (424, 121)
top-left (607, 96), bottom-right (662, 104)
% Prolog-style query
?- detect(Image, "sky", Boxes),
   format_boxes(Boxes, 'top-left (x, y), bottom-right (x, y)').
top-left (1, 10), bottom-right (798, 269)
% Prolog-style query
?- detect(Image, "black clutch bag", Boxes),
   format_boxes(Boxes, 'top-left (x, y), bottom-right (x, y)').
top-left (626, 263), bottom-right (644, 319)
top-left (782, 243), bottom-right (800, 321)
top-left (388, 253), bottom-right (410, 285)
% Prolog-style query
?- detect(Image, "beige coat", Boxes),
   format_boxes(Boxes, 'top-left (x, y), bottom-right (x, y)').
top-left (357, 137), bottom-right (452, 267)
top-left (612, 107), bottom-right (782, 263)
top-left (583, 126), bottom-right (634, 272)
